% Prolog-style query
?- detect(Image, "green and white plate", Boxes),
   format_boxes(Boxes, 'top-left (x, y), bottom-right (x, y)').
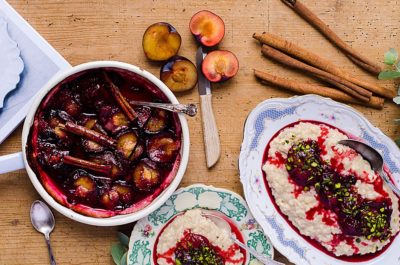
top-left (128, 184), bottom-right (274, 265)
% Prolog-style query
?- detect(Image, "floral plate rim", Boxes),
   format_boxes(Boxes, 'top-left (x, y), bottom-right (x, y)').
top-left (127, 183), bottom-right (274, 265)
top-left (238, 94), bottom-right (400, 265)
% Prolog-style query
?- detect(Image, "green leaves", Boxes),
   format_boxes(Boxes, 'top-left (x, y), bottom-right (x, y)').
top-left (378, 71), bottom-right (400, 80)
top-left (111, 232), bottom-right (130, 265)
top-left (384, 48), bottom-right (398, 65)
top-left (111, 243), bottom-right (127, 265)
top-left (380, 48), bottom-right (400, 80)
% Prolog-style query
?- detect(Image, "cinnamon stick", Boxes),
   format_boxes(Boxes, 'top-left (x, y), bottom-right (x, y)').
top-left (63, 155), bottom-right (112, 175)
top-left (254, 69), bottom-right (384, 109)
top-left (253, 32), bottom-right (396, 99)
top-left (103, 72), bottom-right (137, 121)
top-left (60, 122), bottom-right (117, 148)
top-left (281, 0), bottom-right (382, 75)
top-left (261, 45), bottom-right (372, 102)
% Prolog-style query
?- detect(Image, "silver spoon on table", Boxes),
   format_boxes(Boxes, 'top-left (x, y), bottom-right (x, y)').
top-left (129, 100), bottom-right (197, 117)
top-left (202, 211), bottom-right (284, 265)
top-left (30, 200), bottom-right (57, 265)
top-left (339, 139), bottom-right (400, 197)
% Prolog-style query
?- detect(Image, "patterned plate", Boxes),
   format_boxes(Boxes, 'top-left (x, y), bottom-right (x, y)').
top-left (239, 95), bottom-right (400, 265)
top-left (0, 17), bottom-right (24, 108)
top-left (128, 184), bottom-right (274, 265)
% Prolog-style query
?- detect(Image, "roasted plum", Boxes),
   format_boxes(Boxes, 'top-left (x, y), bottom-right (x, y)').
top-left (27, 68), bottom-right (182, 217)
top-left (189, 10), bottom-right (225, 47)
top-left (117, 131), bottom-right (138, 159)
top-left (144, 109), bottom-right (169, 134)
top-left (99, 105), bottom-right (129, 134)
top-left (142, 22), bottom-right (181, 61)
top-left (202, 50), bottom-right (239, 82)
top-left (132, 159), bottom-right (161, 191)
top-left (160, 56), bottom-right (198, 93)
top-left (147, 133), bottom-right (180, 163)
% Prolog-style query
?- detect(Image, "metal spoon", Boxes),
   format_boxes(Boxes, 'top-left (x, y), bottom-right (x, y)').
top-left (339, 139), bottom-right (400, 197)
top-left (30, 200), bottom-right (57, 265)
top-left (202, 211), bottom-right (284, 265)
top-left (129, 100), bottom-right (197, 117)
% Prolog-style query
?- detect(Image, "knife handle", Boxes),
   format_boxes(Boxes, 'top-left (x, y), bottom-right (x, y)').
top-left (200, 94), bottom-right (221, 168)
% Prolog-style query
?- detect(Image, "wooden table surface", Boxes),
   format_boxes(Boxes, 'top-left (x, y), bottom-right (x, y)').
top-left (1, 0), bottom-right (399, 264)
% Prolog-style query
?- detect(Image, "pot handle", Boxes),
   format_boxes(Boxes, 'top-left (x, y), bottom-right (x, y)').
top-left (0, 152), bottom-right (25, 174)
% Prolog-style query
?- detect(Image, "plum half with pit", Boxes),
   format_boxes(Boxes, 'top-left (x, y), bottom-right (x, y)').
top-left (202, 50), bottom-right (239, 82)
top-left (189, 10), bottom-right (225, 47)
top-left (160, 56), bottom-right (198, 92)
top-left (142, 22), bottom-right (181, 61)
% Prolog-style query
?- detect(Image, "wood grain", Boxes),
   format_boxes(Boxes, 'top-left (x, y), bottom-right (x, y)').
top-left (1, 1), bottom-right (399, 264)
top-left (200, 94), bottom-right (221, 168)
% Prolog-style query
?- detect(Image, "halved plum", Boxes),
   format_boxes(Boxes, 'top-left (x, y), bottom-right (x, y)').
top-left (202, 50), bottom-right (239, 82)
top-left (130, 141), bottom-right (145, 161)
top-left (90, 151), bottom-right (124, 178)
top-left (189, 10), bottom-right (225, 47)
top-left (147, 133), bottom-right (180, 163)
top-left (132, 159), bottom-right (161, 191)
top-left (99, 105), bottom-right (129, 134)
top-left (117, 131), bottom-right (138, 159)
top-left (135, 106), bottom-right (152, 128)
top-left (142, 22), bottom-right (181, 61)
top-left (101, 184), bottom-right (134, 210)
top-left (73, 173), bottom-right (96, 199)
top-left (144, 109), bottom-right (168, 134)
top-left (160, 56), bottom-right (198, 92)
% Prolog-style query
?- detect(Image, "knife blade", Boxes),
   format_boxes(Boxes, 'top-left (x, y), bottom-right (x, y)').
top-left (196, 47), bottom-right (221, 168)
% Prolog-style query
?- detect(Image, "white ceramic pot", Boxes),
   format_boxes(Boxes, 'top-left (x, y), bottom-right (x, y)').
top-left (0, 61), bottom-right (190, 226)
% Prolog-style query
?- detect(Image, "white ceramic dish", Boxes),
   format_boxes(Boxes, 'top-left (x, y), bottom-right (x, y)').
top-left (0, 17), bottom-right (24, 108)
top-left (0, 61), bottom-right (190, 226)
top-left (239, 95), bottom-right (400, 265)
top-left (128, 184), bottom-right (274, 265)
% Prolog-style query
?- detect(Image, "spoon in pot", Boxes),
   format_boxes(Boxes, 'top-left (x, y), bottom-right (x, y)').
top-left (30, 200), bottom-right (57, 265)
top-left (202, 211), bottom-right (284, 265)
top-left (339, 139), bottom-right (400, 197)
top-left (129, 100), bottom-right (197, 117)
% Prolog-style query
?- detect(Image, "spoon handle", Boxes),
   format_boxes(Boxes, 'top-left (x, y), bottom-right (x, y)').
top-left (45, 234), bottom-right (57, 265)
top-left (379, 169), bottom-right (400, 197)
top-left (129, 100), bottom-right (197, 117)
top-left (231, 237), bottom-right (284, 265)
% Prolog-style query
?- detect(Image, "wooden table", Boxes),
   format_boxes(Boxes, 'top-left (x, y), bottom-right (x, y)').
top-left (1, 1), bottom-right (399, 264)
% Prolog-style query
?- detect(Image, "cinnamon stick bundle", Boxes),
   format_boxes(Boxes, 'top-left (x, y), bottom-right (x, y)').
top-left (261, 45), bottom-right (372, 102)
top-left (281, 0), bottom-right (382, 75)
top-left (253, 32), bottom-right (396, 99)
top-left (254, 69), bottom-right (384, 109)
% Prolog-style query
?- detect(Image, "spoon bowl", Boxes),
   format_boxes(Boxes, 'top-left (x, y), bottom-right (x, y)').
top-left (339, 139), bottom-right (400, 197)
top-left (30, 200), bottom-right (57, 265)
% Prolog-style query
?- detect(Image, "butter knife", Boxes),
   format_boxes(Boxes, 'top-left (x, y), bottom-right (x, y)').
top-left (196, 47), bottom-right (221, 168)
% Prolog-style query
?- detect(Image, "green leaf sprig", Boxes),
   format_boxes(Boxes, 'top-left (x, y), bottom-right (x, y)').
top-left (379, 48), bottom-right (400, 80)
top-left (111, 232), bottom-right (129, 265)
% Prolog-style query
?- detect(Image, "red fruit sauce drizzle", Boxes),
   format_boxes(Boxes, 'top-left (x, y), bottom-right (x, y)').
top-left (262, 120), bottom-right (399, 262)
top-left (153, 212), bottom-right (246, 265)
